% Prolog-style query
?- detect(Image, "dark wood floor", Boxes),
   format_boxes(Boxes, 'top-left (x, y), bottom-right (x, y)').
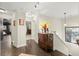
top-left (1, 35), bottom-right (66, 56)
top-left (0, 40), bottom-right (1, 56)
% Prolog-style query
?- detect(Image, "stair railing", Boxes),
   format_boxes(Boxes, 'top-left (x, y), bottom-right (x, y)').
top-left (52, 31), bottom-right (71, 56)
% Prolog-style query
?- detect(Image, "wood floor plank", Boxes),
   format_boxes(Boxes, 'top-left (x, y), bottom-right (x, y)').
top-left (1, 35), bottom-right (66, 56)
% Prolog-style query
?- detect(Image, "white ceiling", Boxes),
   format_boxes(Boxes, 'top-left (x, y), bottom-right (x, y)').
top-left (0, 2), bottom-right (79, 18)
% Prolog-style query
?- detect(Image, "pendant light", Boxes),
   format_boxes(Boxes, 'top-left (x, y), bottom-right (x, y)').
top-left (0, 8), bottom-right (7, 13)
top-left (64, 12), bottom-right (67, 26)
top-left (34, 2), bottom-right (39, 8)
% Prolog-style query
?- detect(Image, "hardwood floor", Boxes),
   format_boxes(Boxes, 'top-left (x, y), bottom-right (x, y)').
top-left (1, 35), bottom-right (66, 56)
top-left (0, 40), bottom-right (1, 56)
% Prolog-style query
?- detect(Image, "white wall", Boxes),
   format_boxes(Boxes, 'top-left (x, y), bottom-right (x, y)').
top-left (54, 15), bottom-right (79, 55)
top-left (66, 15), bottom-right (79, 26)
top-left (12, 11), bottom-right (40, 47)
top-left (0, 12), bottom-right (12, 19)
top-left (51, 17), bottom-right (65, 41)
top-left (53, 32), bottom-right (69, 55)
top-left (52, 15), bottom-right (79, 56)
top-left (51, 17), bottom-right (69, 55)
top-left (11, 11), bottom-right (27, 48)
top-left (12, 19), bottom-right (26, 48)
top-left (65, 15), bottom-right (79, 56)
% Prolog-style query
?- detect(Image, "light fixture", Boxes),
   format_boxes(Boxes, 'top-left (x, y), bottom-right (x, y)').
top-left (64, 23), bottom-right (67, 26)
top-left (0, 8), bottom-right (7, 13)
top-left (34, 2), bottom-right (39, 8)
top-left (64, 12), bottom-right (67, 26)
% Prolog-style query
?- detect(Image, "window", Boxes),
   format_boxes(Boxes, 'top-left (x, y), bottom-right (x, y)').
top-left (65, 27), bottom-right (79, 43)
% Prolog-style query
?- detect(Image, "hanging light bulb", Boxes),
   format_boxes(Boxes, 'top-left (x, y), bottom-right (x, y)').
top-left (0, 8), bottom-right (7, 13)
top-left (64, 12), bottom-right (67, 26)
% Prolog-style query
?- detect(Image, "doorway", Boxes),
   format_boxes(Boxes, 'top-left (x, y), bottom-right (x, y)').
top-left (1, 18), bottom-right (12, 56)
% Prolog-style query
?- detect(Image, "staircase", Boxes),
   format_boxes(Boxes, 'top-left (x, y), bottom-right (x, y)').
top-left (53, 31), bottom-right (70, 56)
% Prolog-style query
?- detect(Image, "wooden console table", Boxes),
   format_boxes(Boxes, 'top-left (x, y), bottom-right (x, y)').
top-left (38, 33), bottom-right (53, 52)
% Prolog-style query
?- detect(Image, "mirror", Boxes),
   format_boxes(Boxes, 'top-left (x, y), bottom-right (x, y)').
top-left (26, 21), bottom-right (31, 35)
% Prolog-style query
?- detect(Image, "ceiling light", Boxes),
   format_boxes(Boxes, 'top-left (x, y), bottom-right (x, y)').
top-left (64, 24), bottom-right (67, 26)
top-left (64, 12), bottom-right (67, 26)
top-left (0, 9), bottom-right (5, 13)
top-left (0, 8), bottom-right (7, 13)
top-left (34, 2), bottom-right (39, 8)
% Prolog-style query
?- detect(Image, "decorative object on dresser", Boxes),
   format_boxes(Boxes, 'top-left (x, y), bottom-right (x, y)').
top-left (41, 24), bottom-right (49, 33)
top-left (38, 33), bottom-right (53, 52)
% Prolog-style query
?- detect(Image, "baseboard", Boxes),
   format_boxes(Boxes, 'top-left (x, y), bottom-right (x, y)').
top-left (12, 43), bottom-right (26, 48)
top-left (68, 54), bottom-right (72, 56)
top-left (53, 50), bottom-right (67, 56)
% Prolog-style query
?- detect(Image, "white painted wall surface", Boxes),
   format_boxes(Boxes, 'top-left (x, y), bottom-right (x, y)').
top-left (12, 20), bottom-right (26, 48)
top-left (66, 15), bottom-right (79, 26)
top-left (53, 32), bottom-right (69, 55)
top-left (64, 15), bottom-right (79, 56)
top-left (11, 10), bottom-right (27, 48)
top-left (17, 20), bottom-right (26, 47)
top-left (52, 15), bottom-right (79, 56)
top-left (51, 17), bottom-right (65, 41)
top-left (51, 17), bottom-right (69, 55)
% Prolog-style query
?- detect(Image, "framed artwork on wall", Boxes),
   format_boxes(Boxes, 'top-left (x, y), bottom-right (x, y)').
top-left (19, 19), bottom-right (24, 25)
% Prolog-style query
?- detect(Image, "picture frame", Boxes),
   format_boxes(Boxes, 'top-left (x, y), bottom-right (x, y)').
top-left (19, 19), bottom-right (24, 25)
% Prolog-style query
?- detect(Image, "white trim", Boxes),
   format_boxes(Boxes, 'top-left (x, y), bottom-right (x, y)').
top-left (13, 43), bottom-right (26, 48)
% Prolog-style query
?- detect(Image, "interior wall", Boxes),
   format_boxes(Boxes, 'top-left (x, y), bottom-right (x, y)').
top-left (65, 15), bottom-right (79, 55)
top-left (25, 14), bottom-right (54, 43)
top-left (50, 17), bottom-right (69, 55)
top-left (51, 17), bottom-right (65, 41)
top-left (53, 14), bottom-right (79, 55)
top-left (11, 10), bottom-right (27, 47)
top-left (66, 15), bottom-right (79, 26)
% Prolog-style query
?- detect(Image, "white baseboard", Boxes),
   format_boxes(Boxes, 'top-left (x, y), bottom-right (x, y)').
top-left (13, 43), bottom-right (26, 48)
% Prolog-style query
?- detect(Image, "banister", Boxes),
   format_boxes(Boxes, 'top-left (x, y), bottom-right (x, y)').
top-left (52, 31), bottom-right (70, 55)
